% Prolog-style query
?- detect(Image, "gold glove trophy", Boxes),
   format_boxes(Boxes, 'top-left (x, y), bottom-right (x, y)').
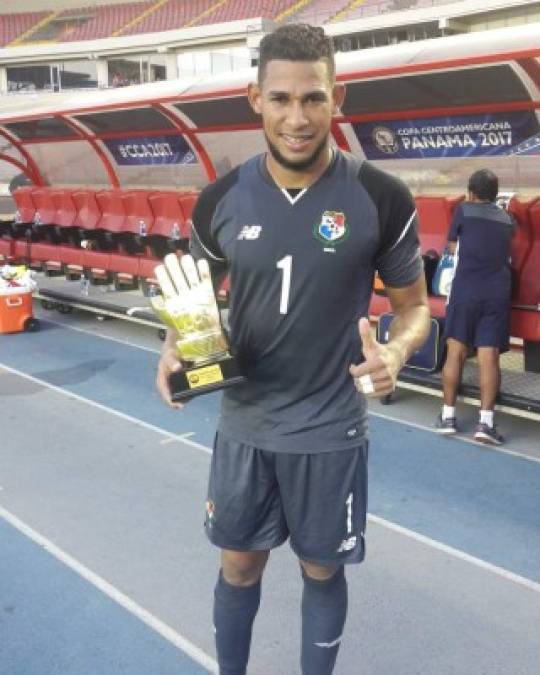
top-left (151, 253), bottom-right (245, 401)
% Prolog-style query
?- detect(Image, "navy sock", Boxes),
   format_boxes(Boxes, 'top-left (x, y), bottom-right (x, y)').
top-left (301, 567), bottom-right (348, 675)
top-left (213, 569), bottom-right (261, 675)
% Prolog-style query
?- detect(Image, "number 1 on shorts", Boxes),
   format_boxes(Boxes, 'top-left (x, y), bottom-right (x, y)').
top-left (346, 492), bottom-right (353, 534)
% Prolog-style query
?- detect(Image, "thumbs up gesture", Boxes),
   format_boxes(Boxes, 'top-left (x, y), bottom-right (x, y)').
top-left (349, 317), bottom-right (403, 398)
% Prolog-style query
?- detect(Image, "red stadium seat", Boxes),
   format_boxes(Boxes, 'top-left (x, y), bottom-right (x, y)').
top-left (428, 296), bottom-right (447, 318)
top-left (0, 12), bottom-right (49, 47)
top-left (12, 239), bottom-right (31, 263)
top-left (137, 255), bottom-right (164, 295)
top-left (121, 190), bottom-right (155, 235)
top-left (95, 189), bottom-right (127, 234)
top-left (148, 191), bottom-right (186, 239)
top-left (415, 196), bottom-right (464, 255)
top-left (58, 246), bottom-right (84, 267)
top-left (515, 198), bottom-right (540, 308)
top-left (121, 0), bottom-right (212, 36)
top-left (0, 238), bottom-right (14, 262)
top-left (217, 274), bottom-right (230, 304)
top-left (118, 190), bottom-right (155, 255)
top-left (56, 2), bottom-right (154, 41)
top-left (32, 188), bottom-right (57, 226)
top-left (32, 243), bottom-right (86, 277)
top-left (508, 197), bottom-right (534, 302)
top-left (28, 242), bottom-right (63, 273)
top-left (138, 255), bottom-right (161, 281)
top-left (178, 192), bottom-right (198, 239)
top-left (368, 293), bottom-right (391, 317)
top-left (51, 189), bottom-right (77, 227)
top-left (510, 309), bottom-right (540, 343)
top-left (108, 252), bottom-right (140, 289)
top-left (82, 250), bottom-right (112, 283)
top-left (12, 186), bottom-right (37, 224)
top-left (73, 190), bottom-right (102, 231)
top-left (109, 253), bottom-right (139, 275)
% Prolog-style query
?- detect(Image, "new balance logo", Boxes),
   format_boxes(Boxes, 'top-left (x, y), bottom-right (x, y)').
top-left (337, 536), bottom-right (357, 552)
top-left (237, 225), bottom-right (262, 240)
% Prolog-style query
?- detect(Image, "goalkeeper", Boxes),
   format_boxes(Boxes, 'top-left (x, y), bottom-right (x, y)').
top-left (156, 22), bottom-right (430, 675)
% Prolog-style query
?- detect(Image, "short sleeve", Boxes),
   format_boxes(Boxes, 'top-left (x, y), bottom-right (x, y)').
top-left (189, 167), bottom-right (239, 282)
top-left (359, 162), bottom-right (423, 288)
top-left (447, 204), bottom-right (463, 242)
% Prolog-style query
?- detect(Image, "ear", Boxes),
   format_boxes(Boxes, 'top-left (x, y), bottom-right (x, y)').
top-left (247, 82), bottom-right (262, 115)
top-left (332, 83), bottom-right (346, 116)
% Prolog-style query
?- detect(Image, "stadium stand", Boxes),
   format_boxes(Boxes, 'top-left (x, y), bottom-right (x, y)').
top-left (287, 0), bottom-right (351, 25)
top-left (119, 0), bottom-right (232, 36)
top-left (189, 0), bottom-right (302, 26)
top-left (1, 0), bottom-right (326, 43)
top-left (334, 0), bottom-right (446, 21)
top-left (46, 2), bottom-right (154, 43)
top-left (0, 11), bottom-right (50, 47)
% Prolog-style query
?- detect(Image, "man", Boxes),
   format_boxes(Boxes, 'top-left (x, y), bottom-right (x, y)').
top-left (157, 24), bottom-right (430, 675)
top-left (435, 169), bottom-right (514, 445)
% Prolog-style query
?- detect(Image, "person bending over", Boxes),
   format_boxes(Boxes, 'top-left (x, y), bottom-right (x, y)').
top-left (436, 169), bottom-right (514, 444)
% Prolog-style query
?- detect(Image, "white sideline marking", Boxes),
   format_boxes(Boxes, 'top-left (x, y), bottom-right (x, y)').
top-left (3, 362), bottom-right (540, 593)
top-left (0, 363), bottom-right (211, 456)
top-left (36, 317), bottom-right (540, 461)
top-left (369, 514), bottom-right (540, 594)
top-left (0, 506), bottom-right (218, 674)
top-left (369, 410), bottom-right (540, 464)
top-left (36, 316), bottom-right (161, 353)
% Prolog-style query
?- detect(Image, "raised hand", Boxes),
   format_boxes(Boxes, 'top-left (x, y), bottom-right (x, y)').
top-left (349, 317), bottom-right (403, 398)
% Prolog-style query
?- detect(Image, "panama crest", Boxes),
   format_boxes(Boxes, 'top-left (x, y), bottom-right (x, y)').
top-left (314, 211), bottom-right (349, 246)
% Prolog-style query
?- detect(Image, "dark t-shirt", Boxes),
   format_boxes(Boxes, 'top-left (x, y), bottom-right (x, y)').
top-left (448, 202), bottom-right (514, 304)
top-left (190, 151), bottom-right (422, 453)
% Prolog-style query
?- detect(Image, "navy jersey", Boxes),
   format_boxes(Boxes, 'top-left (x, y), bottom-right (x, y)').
top-left (190, 151), bottom-right (422, 453)
top-left (448, 202), bottom-right (514, 304)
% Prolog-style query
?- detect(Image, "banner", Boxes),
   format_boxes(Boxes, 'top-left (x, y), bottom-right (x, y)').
top-left (104, 134), bottom-right (198, 166)
top-left (353, 112), bottom-right (540, 160)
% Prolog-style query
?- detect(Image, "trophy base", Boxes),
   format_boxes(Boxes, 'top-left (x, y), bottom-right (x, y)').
top-left (169, 354), bottom-right (246, 401)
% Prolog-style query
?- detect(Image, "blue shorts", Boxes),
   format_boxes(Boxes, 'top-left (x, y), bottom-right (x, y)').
top-left (205, 433), bottom-right (368, 566)
top-left (444, 299), bottom-right (510, 352)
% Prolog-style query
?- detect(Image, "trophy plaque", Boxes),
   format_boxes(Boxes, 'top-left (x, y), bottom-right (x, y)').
top-left (151, 253), bottom-right (245, 401)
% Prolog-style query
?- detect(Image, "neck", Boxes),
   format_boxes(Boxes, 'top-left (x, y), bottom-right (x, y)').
top-left (266, 146), bottom-right (333, 189)
top-left (468, 193), bottom-right (491, 204)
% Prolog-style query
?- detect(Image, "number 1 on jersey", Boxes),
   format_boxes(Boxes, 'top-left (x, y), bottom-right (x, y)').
top-left (277, 255), bottom-right (292, 315)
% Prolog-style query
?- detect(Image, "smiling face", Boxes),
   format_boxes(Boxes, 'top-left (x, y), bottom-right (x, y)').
top-left (248, 59), bottom-right (345, 186)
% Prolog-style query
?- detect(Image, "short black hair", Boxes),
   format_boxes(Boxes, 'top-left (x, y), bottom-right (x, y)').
top-left (257, 24), bottom-right (335, 84)
top-left (468, 169), bottom-right (499, 202)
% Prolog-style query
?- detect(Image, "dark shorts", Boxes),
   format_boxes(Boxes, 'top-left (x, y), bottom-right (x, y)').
top-left (444, 299), bottom-right (510, 352)
top-left (205, 433), bottom-right (369, 566)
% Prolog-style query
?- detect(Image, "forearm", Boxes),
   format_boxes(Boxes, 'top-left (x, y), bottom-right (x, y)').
top-left (162, 328), bottom-right (179, 356)
top-left (386, 303), bottom-right (431, 369)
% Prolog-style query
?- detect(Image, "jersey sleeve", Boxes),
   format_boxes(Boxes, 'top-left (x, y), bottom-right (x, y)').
top-left (359, 162), bottom-right (423, 288)
top-left (189, 167), bottom-right (239, 283)
top-left (447, 204), bottom-right (463, 242)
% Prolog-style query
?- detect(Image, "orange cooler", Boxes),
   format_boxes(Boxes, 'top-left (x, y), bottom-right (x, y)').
top-left (0, 288), bottom-right (35, 333)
